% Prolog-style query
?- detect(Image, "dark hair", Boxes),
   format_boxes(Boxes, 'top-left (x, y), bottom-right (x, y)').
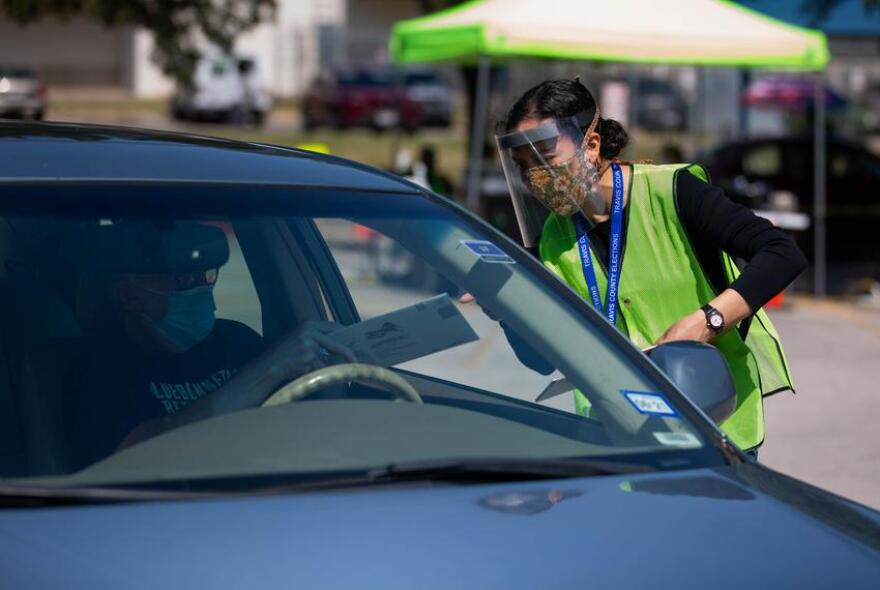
top-left (502, 78), bottom-right (629, 159)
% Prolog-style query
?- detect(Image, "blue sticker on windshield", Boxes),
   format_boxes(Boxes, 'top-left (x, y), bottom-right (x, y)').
top-left (460, 240), bottom-right (516, 264)
top-left (622, 390), bottom-right (678, 417)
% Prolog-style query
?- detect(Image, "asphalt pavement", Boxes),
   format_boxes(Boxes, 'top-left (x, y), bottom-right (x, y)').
top-left (761, 298), bottom-right (880, 510)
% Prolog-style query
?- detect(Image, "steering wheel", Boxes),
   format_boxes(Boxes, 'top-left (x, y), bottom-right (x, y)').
top-left (262, 362), bottom-right (423, 407)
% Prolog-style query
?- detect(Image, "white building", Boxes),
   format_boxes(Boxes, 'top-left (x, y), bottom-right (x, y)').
top-left (0, 0), bottom-right (345, 98)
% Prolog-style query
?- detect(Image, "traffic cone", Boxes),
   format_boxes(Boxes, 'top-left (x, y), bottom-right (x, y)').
top-left (765, 291), bottom-right (785, 309)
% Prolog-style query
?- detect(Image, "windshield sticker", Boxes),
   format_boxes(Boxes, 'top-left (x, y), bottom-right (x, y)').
top-left (459, 240), bottom-right (516, 264)
top-left (622, 391), bottom-right (678, 417)
top-left (653, 432), bottom-right (701, 448)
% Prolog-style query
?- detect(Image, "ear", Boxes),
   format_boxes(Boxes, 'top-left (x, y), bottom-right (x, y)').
top-left (584, 131), bottom-right (602, 163)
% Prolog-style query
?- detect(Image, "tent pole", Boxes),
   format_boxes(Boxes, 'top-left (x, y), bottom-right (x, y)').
top-left (738, 69), bottom-right (751, 139)
top-left (466, 56), bottom-right (491, 212)
top-left (813, 70), bottom-right (827, 298)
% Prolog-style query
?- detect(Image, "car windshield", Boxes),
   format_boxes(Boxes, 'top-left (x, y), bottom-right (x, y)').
top-left (0, 184), bottom-right (720, 492)
top-left (0, 67), bottom-right (35, 79)
top-left (404, 72), bottom-right (442, 86)
top-left (339, 72), bottom-right (391, 87)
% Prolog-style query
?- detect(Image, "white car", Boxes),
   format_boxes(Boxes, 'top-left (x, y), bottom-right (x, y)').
top-left (171, 56), bottom-right (271, 125)
top-left (0, 66), bottom-right (46, 120)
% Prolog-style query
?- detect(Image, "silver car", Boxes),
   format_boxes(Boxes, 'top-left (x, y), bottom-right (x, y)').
top-left (0, 67), bottom-right (46, 120)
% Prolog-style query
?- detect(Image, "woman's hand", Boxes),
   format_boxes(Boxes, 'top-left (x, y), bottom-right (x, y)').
top-left (654, 289), bottom-right (752, 346)
top-left (654, 309), bottom-right (713, 345)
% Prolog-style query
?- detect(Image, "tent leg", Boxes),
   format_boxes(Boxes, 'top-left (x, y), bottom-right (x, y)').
top-left (738, 69), bottom-right (751, 139)
top-left (814, 71), bottom-right (827, 298)
top-left (466, 56), bottom-right (491, 212)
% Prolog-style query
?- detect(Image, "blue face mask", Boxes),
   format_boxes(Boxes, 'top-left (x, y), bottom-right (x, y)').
top-left (151, 285), bottom-right (216, 351)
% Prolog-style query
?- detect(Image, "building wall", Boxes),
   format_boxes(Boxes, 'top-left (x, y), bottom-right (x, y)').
top-left (0, 16), bottom-right (129, 85)
top-left (131, 0), bottom-right (345, 98)
top-left (0, 0), bottom-right (346, 98)
top-left (346, 0), bottom-right (420, 67)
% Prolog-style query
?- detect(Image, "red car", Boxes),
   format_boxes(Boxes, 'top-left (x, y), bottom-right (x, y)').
top-left (302, 70), bottom-right (438, 131)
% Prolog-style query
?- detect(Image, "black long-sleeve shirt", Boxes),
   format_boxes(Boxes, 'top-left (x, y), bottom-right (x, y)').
top-left (577, 169), bottom-right (806, 312)
top-left (509, 169), bottom-right (806, 375)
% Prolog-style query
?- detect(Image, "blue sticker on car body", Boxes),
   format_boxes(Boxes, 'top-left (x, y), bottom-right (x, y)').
top-left (622, 390), bottom-right (679, 417)
top-left (460, 240), bottom-right (516, 264)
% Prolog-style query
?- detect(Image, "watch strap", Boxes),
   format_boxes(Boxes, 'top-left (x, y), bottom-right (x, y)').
top-left (701, 303), bottom-right (725, 334)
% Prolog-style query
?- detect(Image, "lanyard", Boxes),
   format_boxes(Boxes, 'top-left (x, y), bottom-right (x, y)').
top-left (572, 162), bottom-right (624, 325)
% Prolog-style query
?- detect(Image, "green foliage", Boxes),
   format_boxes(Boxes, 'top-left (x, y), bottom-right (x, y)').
top-left (0, 0), bottom-right (276, 86)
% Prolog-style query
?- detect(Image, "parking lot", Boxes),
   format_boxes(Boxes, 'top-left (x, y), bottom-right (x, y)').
top-left (762, 299), bottom-right (880, 509)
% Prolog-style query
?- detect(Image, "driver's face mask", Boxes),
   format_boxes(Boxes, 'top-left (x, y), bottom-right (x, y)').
top-left (150, 285), bottom-right (217, 351)
top-left (122, 270), bottom-right (218, 352)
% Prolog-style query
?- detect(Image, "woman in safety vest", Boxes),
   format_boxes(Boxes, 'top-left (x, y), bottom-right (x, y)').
top-left (495, 78), bottom-right (806, 453)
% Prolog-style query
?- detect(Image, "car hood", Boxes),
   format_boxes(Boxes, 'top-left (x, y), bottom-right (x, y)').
top-left (1, 462), bottom-right (878, 589)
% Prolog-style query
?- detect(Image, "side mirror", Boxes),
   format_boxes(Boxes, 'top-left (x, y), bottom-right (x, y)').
top-left (646, 341), bottom-right (736, 424)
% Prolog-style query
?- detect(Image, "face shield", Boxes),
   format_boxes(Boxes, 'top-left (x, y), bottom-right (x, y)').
top-left (496, 109), bottom-right (601, 248)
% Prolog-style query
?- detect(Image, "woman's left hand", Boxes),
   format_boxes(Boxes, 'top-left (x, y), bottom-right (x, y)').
top-left (655, 310), bottom-right (713, 345)
top-left (655, 289), bottom-right (752, 346)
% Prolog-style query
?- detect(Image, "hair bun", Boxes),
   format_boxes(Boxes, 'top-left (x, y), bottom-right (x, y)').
top-left (598, 118), bottom-right (629, 159)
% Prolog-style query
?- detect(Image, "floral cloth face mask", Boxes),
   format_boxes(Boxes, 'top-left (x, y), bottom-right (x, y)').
top-left (526, 137), bottom-right (603, 217)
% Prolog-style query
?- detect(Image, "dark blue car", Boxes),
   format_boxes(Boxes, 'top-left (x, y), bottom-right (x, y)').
top-left (0, 122), bottom-right (877, 588)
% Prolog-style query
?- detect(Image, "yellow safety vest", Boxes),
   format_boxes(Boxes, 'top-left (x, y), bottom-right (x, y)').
top-left (539, 163), bottom-right (794, 450)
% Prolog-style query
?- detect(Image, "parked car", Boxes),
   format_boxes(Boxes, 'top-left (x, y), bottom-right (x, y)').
top-left (635, 77), bottom-right (687, 131)
top-left (400, 69), bottom-right (454, 127)
top-left (302, 68), bottom-right (452, 131)
top-left (171, 55), bottom-right (271, 125)
top-left (703, 137), bottom-right (880, 267)
top-left (0, 121), bottom-right (878, 588)
top-left (0, 66), bottom-right (46, 120)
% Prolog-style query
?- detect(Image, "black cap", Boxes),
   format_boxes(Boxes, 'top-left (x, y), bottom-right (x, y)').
top-left (69, 221), bottom-right (229, 274)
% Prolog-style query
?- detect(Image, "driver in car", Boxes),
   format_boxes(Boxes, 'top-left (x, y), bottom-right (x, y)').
top-left (70, 222), bottom-right (354, 466)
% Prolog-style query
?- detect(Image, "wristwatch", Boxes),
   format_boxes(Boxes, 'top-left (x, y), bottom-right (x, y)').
top-left (701, 304), bottom-right (725, 335)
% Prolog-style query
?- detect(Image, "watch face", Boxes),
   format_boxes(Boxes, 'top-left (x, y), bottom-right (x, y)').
top-left (709, 314), bottom-right (724, 328)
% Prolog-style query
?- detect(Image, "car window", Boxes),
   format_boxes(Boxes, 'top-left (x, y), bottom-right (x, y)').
top-left (404, 72), bottom-right (441, 86)
top-left (0, 186), bottom-right (716, 489)
top-left (0, 67), bottom-right (36, 79)
top-left (742, 144), bottom-right (782, 177)
top-left (313, 219), bottom-right (567, 404)
top-left (829, 146), bottom-right (880, 181)
top-left (211, 223), bottom-right (262, 335)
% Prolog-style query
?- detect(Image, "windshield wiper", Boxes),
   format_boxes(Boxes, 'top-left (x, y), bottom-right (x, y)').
top-left (0, 484), bottom-right (213, 507)
top-left (0, 458), bottom-right (655, 506)
top-left (366, 456), bottom-right (654, 484)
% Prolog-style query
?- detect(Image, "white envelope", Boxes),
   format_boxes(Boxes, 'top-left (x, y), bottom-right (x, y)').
top-left (332, 294), bottom-right (479, 367)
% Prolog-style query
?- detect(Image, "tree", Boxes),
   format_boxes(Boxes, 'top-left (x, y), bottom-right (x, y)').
top-left (0, 0), bottom-right (276, 86)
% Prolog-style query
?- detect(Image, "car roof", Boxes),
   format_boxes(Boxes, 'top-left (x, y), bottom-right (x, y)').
top-left (0, 121), bottom-right (422, 193)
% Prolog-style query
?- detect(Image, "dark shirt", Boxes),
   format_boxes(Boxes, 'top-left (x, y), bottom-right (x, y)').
top-left (72, 319), bottom-right (263, 465)
top-left (585, 169), bottom-right (807, 312)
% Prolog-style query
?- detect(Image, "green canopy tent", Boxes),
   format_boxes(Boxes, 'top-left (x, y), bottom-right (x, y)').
top-left (390, 0), bottom-right (832, 295)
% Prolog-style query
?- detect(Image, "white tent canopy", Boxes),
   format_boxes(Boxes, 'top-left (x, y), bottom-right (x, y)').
top-left (391, 0), bottom-right (828, 69)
